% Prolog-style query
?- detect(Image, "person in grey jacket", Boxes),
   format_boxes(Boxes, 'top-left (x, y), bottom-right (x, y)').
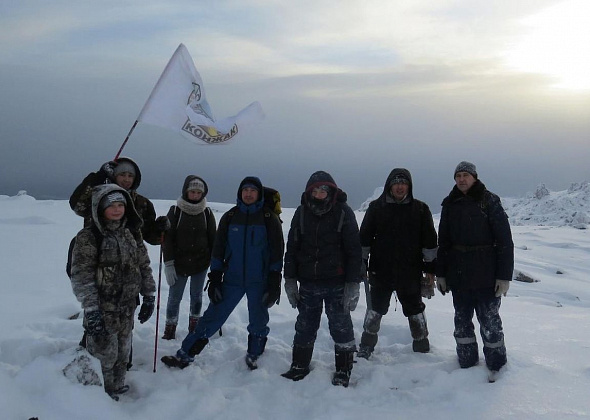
top-left (70, 184), bottom-right (156, 400)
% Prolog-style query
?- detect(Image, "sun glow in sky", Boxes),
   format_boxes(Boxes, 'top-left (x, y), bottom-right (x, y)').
top-left (504, 0), bottom-right (590, 90)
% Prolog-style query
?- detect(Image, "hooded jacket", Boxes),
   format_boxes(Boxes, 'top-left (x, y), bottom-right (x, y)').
top-left (436, 179), bottom-right (514, 290)
top-left (360, 168), bottom-right (438, 294)
top-left (70, 157), bottom-right (161, 245)
top-left (70, 184), bottom-right (156, 312)
top-left (209, 176), bottom-right (284, 285)
top-left (284, 171), bottom-right (362, 284)
top-left (163, 175), bottom-right (217, 276)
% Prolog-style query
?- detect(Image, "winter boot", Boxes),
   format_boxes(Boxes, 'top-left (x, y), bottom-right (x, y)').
top-left (162, 324), bottom-right (176, 340)
top-left (357, 309), bottom-right (382, 359)
top-left (161, 355), bottom-right (191, 369)
top-left (188, 316), bottom-right (200, 333)
top-left (408, 312), bottom-right (430, 353)
top-left (246, 334), bottom-right (268, 370)
top-left (281, 345), bottom-right (314, 381)
top-left (357, 332), bottom-right (378, 360)
top-left (332, 349), bottom-right (354, 387)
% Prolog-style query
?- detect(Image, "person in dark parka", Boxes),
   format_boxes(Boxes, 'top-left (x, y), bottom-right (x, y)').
top-left (358, 168), bottom-right (438, 359)
top-left (436, 161), bottom-right (514, 377)
top-left (281, 171), bottom-right (362, 387)
top-left (161, 176), bottom-right (284, 370)
top-left (162, 175), bottom-right (216, 340)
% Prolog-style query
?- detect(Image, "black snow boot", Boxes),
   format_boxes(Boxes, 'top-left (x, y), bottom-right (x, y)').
top-left (357, 332), bottom-right (378, 360)
top-left (161, 355), bottom-right (190, 369)
top-left (281, 346), bottom-right (313, 381)
top-left (188, 338), bottom-right (209, 357)
top-left (332, 349), bottom-right (354, 387)
top-left (246, 335), bottom-right (268, 370)
top-left (408, 312), bottom-right (430, 353)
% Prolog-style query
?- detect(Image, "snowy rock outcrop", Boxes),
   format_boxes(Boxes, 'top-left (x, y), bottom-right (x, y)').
top-left (358, 187), bottom-right (383, 212)
top-left (503, 182), bottom-right (590, 229)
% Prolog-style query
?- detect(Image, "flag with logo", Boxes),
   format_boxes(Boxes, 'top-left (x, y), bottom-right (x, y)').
top-left (137, 43), bottom-right (263, 145)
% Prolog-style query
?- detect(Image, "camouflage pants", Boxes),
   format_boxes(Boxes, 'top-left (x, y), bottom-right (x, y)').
top-left (86, 304), bottom-right (135, 394)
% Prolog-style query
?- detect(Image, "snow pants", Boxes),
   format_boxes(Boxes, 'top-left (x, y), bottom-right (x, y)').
top-left (369, 283), bottom-right (426, 317)
top-left (180, 281), bottom-right (270, 356)
top-left (165, 269), bottom-right (207, 325)
top-left (86, 303), bottom-right (135, 394)
top-left (452, 287), bottom-right (507, 371)
top-left (293, 282), bottom-right (355, 350)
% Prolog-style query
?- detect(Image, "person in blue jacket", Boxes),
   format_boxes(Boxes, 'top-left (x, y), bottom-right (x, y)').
top-left (161, 176), bottom-right (284, 370)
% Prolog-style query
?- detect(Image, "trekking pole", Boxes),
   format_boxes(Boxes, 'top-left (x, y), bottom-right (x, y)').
top-left (153, 233), bottom-right (164, 372)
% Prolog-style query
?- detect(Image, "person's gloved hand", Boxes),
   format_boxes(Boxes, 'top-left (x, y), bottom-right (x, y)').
top-left (164, 260), bottom-right (177, 286)
top-left (206, 271), bottom-right (223, 304)
top-left (98, 161), bottom-right (117, 181)
top-left (342, 282), bottom-right (360, 311)
top-left (284, 277), bottom-right (300, 309)
top-left (436, 277), bottom-right (447, 295)
top-left (263, 271), bottom-right (282, 308)
top-left (495, 279), bottom-right (510, 297)
top-left (138, 296), bottom-right (155, 323)
top-left (421, 274), bottom-right (435, 299)
top-left (155, 216), bottom-right (171, 232)
top-left (85, 310), bottom-right (107, 336)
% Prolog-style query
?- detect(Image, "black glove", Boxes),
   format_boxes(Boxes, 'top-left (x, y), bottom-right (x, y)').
top-left (138, 296), bottom-right (155, 323)
top-left (263, 271), bottom-right (282, 308)
top-left (206, 271), bottom-right (223, 304)
top-left (155, 216), bottom-right (171, 232)
top-left (98, 161), bottom-right (117, 181)
top-left (85, 310), bottom-right (107, 336)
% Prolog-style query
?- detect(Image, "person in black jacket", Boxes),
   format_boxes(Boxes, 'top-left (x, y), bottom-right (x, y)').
top-left (436, 161), bottom-right (514, 378)
top-left (162, 176), bottom-right (216, 340)
top-left (281, 171), bottom-right (362, 387)
top-left (357, 168), bottom-right (438, 359)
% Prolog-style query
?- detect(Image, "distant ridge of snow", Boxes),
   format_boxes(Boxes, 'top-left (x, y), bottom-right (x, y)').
top-left (503, 182), bottom-right (590, 229)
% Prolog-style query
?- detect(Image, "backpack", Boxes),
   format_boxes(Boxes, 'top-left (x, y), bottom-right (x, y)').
top-left (66, 225), bottom-right (102, 278)
top-left (263, 187), bottom-right (282, 222)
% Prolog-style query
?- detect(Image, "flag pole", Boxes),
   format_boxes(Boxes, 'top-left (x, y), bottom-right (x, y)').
top-left (114, 120), bottom-right (139, 160)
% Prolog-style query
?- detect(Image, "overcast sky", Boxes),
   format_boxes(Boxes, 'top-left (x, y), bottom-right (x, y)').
top-left (1, 0), bottom-right (589, 211)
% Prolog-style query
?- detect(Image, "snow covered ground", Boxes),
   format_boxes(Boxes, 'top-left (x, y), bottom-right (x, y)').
top-left (1, 187), bottom-right (589, 420)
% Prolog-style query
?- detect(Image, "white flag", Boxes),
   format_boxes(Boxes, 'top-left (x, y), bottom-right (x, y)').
top-left (137, 43), bottom-right (263, 145)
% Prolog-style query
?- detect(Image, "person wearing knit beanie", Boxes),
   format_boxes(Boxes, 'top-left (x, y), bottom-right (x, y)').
top-left (454, 161), bottom-right (477, 179)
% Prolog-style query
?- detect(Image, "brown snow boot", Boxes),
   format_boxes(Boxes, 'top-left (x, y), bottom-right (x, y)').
top-left (162, 324), bottom-right (176, 340)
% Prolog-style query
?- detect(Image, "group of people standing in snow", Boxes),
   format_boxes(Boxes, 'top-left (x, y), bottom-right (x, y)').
top-left (67, 156), bottom-right (513, 399)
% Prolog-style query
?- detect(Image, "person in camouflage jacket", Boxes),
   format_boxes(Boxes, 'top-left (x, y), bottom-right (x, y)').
top-left (70, 184), bottom-right (156, 399)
